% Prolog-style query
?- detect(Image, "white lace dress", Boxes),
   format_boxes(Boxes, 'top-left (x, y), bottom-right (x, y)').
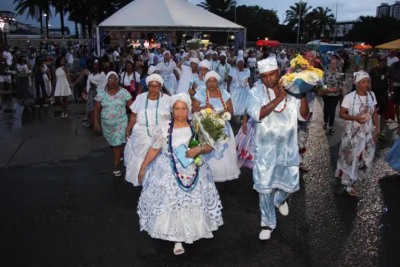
top-left (137, 126), bottom-right (223, 244)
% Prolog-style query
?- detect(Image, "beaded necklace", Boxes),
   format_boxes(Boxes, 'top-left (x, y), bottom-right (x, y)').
top-left (167, 119), bottom-right (200, 192)
top-left (356, 92), bottom-right (372, 115)
top-left (145, 92), bottom-right (160, 137)
top-left (206, 88), bottom-right (227, 111)
top-left (350, 90), bottom-right (373, 133)
top-left (265, 87), bottom-right (287, 113)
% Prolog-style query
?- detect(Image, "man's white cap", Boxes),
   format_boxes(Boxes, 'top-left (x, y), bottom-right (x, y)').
top-left (257, 57), bottom-right (278, 73)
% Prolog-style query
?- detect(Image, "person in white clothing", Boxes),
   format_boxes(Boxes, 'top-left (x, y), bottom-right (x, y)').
top-left (120, 60), bottom-right (141, 100)
top-left (124, 74), bottom-right (171, 186)
top-left (137, 93), bottom-right (223, 255)
top-left (112, 46), bottom-right (120, 72)
top-left (156, 51), bottom-right (177, 95)
top-left (192, 71), bottom-right (240, 182)
top-left (66, 48), bottom-right (74, 71)
top-left (84, 59), bottom-right (106, 127)
top-left (215, 52), bottom-right (231, 91)
top-left (52, 56), bottom-right (72, 118)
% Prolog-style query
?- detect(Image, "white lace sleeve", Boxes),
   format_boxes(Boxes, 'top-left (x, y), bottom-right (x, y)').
top-left (151, 127), bottom-right (166, 150)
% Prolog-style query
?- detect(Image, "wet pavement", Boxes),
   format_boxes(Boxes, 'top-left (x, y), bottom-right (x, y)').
top-left (0, 97), bottom-right (399, 267)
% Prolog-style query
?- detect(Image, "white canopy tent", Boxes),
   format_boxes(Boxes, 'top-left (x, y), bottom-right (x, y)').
top-left (96, 0), bottom-right (245, 51)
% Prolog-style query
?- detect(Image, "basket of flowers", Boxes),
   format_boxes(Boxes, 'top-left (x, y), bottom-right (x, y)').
top-left (280, 54), bottom-right (325, 96)
top-left (186, 38), bottom-right (202, 51)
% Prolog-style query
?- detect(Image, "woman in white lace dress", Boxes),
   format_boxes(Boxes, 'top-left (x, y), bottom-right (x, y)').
top-left (124, 74), bottom-right (171, 186)
top-left (137, 93), bottom-right (223, 255)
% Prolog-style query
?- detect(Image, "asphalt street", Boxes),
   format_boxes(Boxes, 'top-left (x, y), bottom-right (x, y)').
top-left (0, 97), bottom-right (399, 267)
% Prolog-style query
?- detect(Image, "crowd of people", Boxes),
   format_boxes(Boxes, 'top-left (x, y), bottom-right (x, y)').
top-left (1, 41), bottom-right (400, 255)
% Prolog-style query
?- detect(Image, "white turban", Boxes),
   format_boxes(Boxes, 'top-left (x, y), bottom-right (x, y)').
top-left (163, 50), bottom-right (170, 56)
top-left (189, 57), bottom-right (200, 65)
top-left (257, 57), bottom-right (278, 73)
top-left (146, 73), bottom-right (164, 87)
top-left (106, 71), bottom-right (119, 81)
top-left (147, 65), bottom-right (157, 75)
top-left (212, 51), bottom-right (218, 55)
top-left (205, 71), bottom-right (221, 83)
top-left (354, 70), bottom-right (370, 84)
top-left (199, 59), bottom-right (211, 70)
top-left (171, 92), bottom-right (192, 108)
top-left (219, 51), bottom-right (227, 57)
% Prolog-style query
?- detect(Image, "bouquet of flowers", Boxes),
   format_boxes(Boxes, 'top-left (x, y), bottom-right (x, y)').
top-left (186, 38), bottom-right (202, 51)
top-left (189, 108), bottom-right (230, 165)
top-left (280, 54), bottom-right (324, 96)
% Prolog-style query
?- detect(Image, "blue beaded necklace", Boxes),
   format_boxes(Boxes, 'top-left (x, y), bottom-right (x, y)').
top-left (145, 92), bottom-right (160, 137)
top-left (167, 119), bottom-right (200, 192)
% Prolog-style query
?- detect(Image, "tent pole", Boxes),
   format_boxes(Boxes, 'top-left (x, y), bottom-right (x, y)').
top-left (96, 26), bottom-right (100, 57)
top-left (243, 28), bottom-right (247, 51)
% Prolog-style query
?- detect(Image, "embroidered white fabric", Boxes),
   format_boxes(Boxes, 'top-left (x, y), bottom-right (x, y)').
top-left (137, 127), bottom-right (223, 243)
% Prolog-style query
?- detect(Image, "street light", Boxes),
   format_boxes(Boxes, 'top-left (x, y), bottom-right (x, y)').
top-left (333, 0), bottom-right (338, 43)
top-left (296, 0), bottom-right (302, 45)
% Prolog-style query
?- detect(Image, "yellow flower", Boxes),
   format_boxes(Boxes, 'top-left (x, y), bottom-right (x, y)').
top-left (290, 54), bottom-right (310, 69)
top-left (205, 108), bottom-right (213, 114)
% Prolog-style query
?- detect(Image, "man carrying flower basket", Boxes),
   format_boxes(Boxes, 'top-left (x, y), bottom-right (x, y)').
top-left (247, 57), bottom-right (309, 240)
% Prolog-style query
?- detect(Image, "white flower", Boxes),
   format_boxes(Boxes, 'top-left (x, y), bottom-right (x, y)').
top-left (217, 118), bottom-right (225, 125)
top-left (221, 112), bottom-right (231, 121)
top-left (200, 109), bottom-right (206, 116)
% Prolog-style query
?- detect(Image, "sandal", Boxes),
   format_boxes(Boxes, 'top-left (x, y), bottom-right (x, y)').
top-left (173, 242), bottom-right (185, 255)
top-left (344, 186), bottom-right (357, 197)
top-left (113, 170), bottom-right (122, 177)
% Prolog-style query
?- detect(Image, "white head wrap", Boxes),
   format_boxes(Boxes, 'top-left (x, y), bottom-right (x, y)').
top-left (219, 51), bottom-right (227, 57)
top-left (199, 59), bottom-right (211, 70)
top-left (189, 57), bottom-right (200, 65)
top-left (163, 50), bottom-right (170, 57)
top-left (146, 73), bottom-right (164, 87)
top-left (171, 93), bottom-right (192, 108)
top-left (354, 70), bottom-right (370, 84)
top-left (206, 50), bottom-right (212, 56)
top-left (106, 71), bottom-right (119, 81)
top-left (212, 51), bottom-right (218, 55)
top-left (236, 57), bottom-right (244, 64)
top-left (205, 71), bottom-right (221, 83)
top-left (257, 57), bottom-right (278, 73)
top-left (147, 65), bottom-right (157, 75)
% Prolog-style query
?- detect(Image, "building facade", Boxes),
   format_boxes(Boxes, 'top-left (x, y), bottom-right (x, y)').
top-left (376, 1), bottom-right (400, 20)
top-left (391, 1), bottom-right (400, 20)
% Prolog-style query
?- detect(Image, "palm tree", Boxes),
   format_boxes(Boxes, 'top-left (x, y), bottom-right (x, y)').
top-left (285, 1), bottom-right (312, 42)
top-left (197, 0), bottom-right (237, 17)
top-left (51, 0), bottom-right (68, 37)
top-left (13, 0), bottom-right (51, 36)
top-left (308, 7), bottom-right (335, 39)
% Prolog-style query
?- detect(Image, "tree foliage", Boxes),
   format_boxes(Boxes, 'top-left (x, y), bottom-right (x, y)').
top-left (346, 16), bottom-right (400, 46)
top-left (197, 0), bottom-right (237, 17)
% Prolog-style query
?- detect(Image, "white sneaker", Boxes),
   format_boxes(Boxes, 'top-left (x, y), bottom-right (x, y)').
top-left (278, 201), bottom-right (289, 216)
top-left (259, 229), bottom-right (273, 240)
